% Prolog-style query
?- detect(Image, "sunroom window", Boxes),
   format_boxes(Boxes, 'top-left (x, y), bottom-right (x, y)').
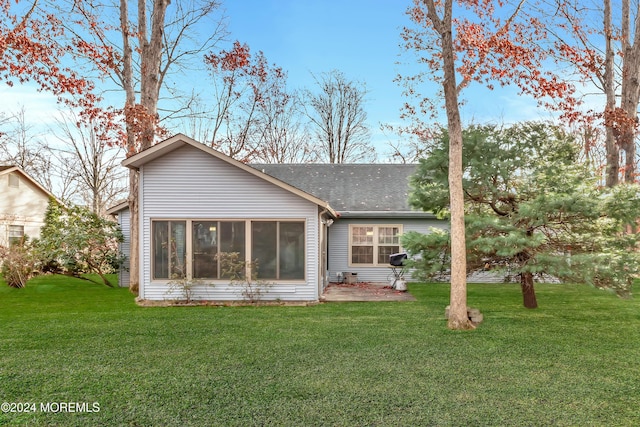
top-left (151, 219), bottom-right (305, 281)
top-left (252, 221), bottom-right (305, 280)
top-left (153, 221), bottom-right (186, 280)
top-left (193, 221), bottom-right (245, 279)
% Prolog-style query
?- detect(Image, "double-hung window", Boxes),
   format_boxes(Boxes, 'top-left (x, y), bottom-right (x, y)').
top-left (8, 225), bottom-right (24, 246)
top-left (350, 225), bottom-right (402, 266)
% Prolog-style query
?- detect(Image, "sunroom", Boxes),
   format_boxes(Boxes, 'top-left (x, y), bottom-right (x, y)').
top-left (121, 134), bottom-right (336, 302)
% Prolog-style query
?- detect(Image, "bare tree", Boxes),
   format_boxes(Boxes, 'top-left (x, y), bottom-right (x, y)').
top-left (0, 107), bottom-right (127, 212)
top-left (184, 43), bottom-right (294, 162)
top-left (303, 70), bottom-right (374, 163)
top-left (383, 127), bottom-right (431, 164)
top-left (253, 92), bottom-right (318, 164)
top-left (50, 113), bottom-right (128, 215)
top-left (0, 106), bottom-right (52, 186)
top-left (46, 154), bottom-right (81, 205)
top-left (59, 0), bottom-right (226, 293)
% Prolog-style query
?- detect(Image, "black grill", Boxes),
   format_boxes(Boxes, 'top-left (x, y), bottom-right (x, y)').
top-left (389, 253), bottom-right (407, 267)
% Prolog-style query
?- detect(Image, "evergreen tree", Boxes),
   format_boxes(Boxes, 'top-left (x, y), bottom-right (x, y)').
top-left (37, 199), bottom-right (124, 286)
top-left (405, 123), bottom-right (640, 307)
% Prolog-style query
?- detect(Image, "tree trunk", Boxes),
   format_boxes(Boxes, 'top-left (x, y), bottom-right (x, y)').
top-left (122, 0), bottom-right (170, 294)
top-left (619, 0), bottom-right (640, 183)
top-left (424, 0), bottom-right (474, 330)
top-left (128, 169), bottom-right (139, 293)
top-left (603, 0), bottom-right (619, 187)
top-left (138, 0), bottom-right (170, 149)
top-left (120, 0), bottom-right (138, 293)
top-left (520, 272), bottom-right (538, 309)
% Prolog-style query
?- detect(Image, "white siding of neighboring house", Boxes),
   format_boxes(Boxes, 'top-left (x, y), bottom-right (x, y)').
top-left (117, 208), bottom-right (131, 288)
top-left (0, 172), bottom-right (50, 246)
top-left (328, 217), bottom-right (447, 284)
top-left (138, 145), bottom-right (321, 302)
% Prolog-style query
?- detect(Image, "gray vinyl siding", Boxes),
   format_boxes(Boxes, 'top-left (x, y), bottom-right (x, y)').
top-left (117, 208), bottom-right (131, 288)
top-left (328, 217), bottom-right (447, 283)
top-left (139, 145), bottom-right (320, 301)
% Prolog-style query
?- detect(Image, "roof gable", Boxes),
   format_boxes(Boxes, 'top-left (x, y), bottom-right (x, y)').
top-left (122, 134), bottom-right (337, 218)
top-left (0, 165), bottom-right (60, 202)
top-left (106, 200), bottom-right (129, 216)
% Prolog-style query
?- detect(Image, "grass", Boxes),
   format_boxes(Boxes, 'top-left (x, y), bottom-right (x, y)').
top-left (1, 275), bottom-right (639, 426)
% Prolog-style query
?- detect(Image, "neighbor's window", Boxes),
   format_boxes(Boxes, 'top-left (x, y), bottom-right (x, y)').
top-left (8, 225), bottom-right (24, 245)
top-left (252, 221), bottom-right (305, 280)
top-left (153, 221), bottom-right (186, 279)
top-left (192, 221), bottom-right (245, 279)
top-left (350, 225), bottom-right (402, 266)
top-left (8, 173), bottom-right (19, 188)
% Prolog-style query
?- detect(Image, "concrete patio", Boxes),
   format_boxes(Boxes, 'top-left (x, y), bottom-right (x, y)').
top-left (320, 282), bottom-right (416, 302)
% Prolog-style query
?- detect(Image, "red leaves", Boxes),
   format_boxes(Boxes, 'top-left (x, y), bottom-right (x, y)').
top-left (399, 0), bottom-right (584, 125)
top-left (204, 41), bottom-right (251, 72)
top-left (603, 106), bottom-right (639, 139)
top-left (203, 40), bottom-right (289, 161)
top-left (0, 0), bottom-right (105, 129)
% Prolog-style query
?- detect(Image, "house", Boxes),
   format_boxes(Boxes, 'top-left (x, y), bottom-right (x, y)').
top-left (254, 164), bottom-right (445, 284)
top-left (110, 134), bottom-right (444, 302)
top-left (106, 200), bottom-right (131, 288)
top-left (0, 165), bottom-right (57, 247)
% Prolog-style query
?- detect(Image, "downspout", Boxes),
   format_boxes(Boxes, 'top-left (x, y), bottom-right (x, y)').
top-left (318, 208), bottom-right (335, 297)
top-left (137, 165), bottom-right (144, 300)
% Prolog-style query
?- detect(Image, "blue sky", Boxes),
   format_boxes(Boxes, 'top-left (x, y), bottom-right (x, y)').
top-left (222, 1), bottom-right (553, 148)
top-left (0, 0), bottom-right (555, 156)
top-left (223, 1), bottom-right (411, 127)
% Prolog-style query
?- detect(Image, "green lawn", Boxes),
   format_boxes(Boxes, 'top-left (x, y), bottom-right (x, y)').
top-left (1, 275), bottom-right (639, 426)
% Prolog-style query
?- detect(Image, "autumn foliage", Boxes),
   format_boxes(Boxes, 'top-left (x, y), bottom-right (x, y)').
top-left (203, 41), bottom-right (291, 162)
top-left (400, 0), bottom-right (581, 122)
top-left (401, 0), bottom-right (639, 185)
top-left (0, 1), bottom-right (130, 146)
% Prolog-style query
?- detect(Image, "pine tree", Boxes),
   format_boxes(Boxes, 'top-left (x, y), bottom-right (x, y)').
top-left (405, 123), bottom-right (640, 307)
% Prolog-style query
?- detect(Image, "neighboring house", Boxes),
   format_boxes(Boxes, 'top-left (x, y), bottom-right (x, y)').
top-left (0, 165), bottom-right (57, 247)
top-left (110, 134), bottom-right (445, 301)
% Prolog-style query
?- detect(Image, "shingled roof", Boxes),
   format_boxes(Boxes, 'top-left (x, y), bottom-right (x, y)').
top-left (253, 164), bottom-right (432, 217)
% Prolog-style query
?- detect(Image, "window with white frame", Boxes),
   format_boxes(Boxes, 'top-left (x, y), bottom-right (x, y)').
top-left (8, 225), bottom-right (24, 245)
top-left (151, 219), bottom-right (305, 281)
top-left (349, 225), bottom-right (402, 266)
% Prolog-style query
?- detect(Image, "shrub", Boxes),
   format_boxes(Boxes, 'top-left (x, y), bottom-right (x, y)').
top-left (0, 241), bottom-right (39, 288)
top-left (36, 198), bottom-right (124, 287)
top-left (218, 252), bottom-right (273, 304)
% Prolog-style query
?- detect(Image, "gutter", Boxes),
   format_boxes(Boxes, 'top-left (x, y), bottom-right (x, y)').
top-left (338, 211), bottom-right (438, 219)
